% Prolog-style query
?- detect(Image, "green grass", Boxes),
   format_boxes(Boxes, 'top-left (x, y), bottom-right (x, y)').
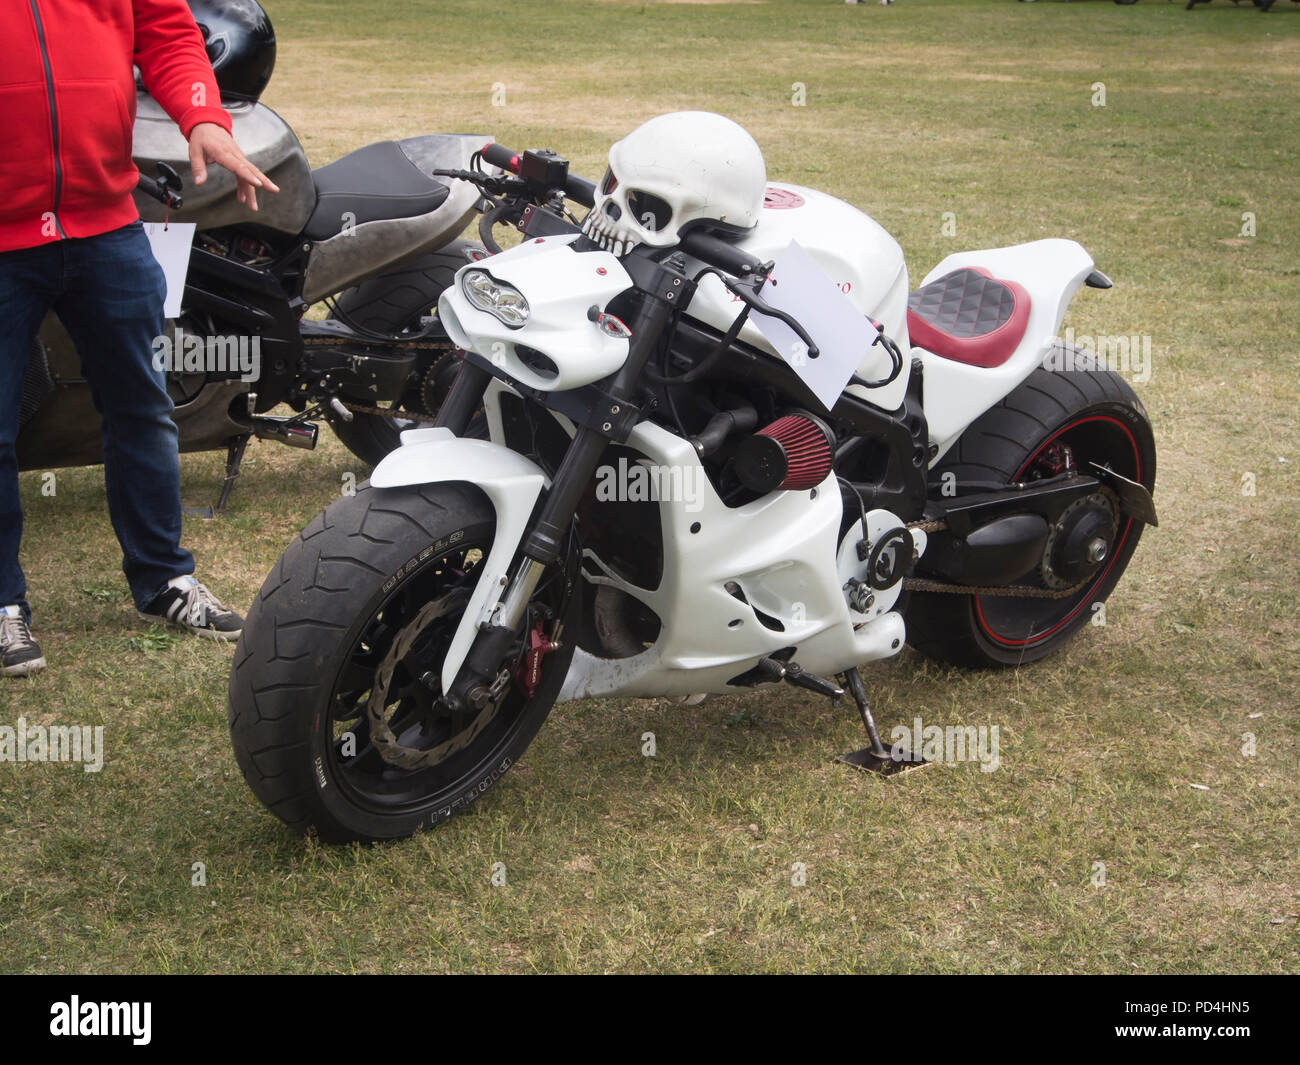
top-left (2, 0), bottom-right (1298, 973)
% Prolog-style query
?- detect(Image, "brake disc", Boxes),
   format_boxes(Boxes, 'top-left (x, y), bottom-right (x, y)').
top-left (364, 588), bottom-right (508, 770)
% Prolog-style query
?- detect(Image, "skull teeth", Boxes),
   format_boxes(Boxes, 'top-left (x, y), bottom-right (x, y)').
top-left (582, 205), bottom-right (638, 256)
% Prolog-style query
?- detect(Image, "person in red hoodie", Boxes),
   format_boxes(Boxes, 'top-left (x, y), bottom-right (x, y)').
top-left (0, 0), bottom-right (279, 676)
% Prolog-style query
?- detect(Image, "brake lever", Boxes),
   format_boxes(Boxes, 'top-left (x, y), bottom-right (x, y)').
top-left (432, 168), bottom-right (529, 198)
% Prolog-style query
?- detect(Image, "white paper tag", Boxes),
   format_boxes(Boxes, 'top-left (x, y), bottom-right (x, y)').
top-left (751, 240), bottom-right (877, 412)
top-left (142, 222), bottom-right (195, 319)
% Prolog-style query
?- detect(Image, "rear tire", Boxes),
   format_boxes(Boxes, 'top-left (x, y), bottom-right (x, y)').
top-left (328, 239), bottom-right (484, 466)
top-left (906, 364), bottom-right (1156, 668)
top-left (227, 481), bottom-right (574, 841)
top-left (332, 238), bottom-right (480, 334)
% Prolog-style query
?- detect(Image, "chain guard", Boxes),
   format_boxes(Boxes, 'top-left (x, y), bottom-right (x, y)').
top-left (903, 517), bottom-right (1092, 599)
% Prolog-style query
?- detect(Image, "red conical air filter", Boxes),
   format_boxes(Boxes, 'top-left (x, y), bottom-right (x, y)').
top-left (735, 413), bottom-right (835, 494)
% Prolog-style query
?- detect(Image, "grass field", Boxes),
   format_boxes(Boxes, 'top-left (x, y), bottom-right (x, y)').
top-left (2, 0), bottom-right (1298, 973)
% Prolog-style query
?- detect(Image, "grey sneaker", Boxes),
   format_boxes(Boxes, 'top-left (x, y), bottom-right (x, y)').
top-left (2, 605), bottom-right (46, 677)
top-left (138, 576), bottom-right (244, 642)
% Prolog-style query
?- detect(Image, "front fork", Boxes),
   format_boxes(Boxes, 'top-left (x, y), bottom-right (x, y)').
top-left (436, 283), bottom-right (678, 712)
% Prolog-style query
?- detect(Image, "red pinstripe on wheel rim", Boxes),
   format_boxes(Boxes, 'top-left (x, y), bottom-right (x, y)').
top-left (974, 414), bottom-right (1141, 648)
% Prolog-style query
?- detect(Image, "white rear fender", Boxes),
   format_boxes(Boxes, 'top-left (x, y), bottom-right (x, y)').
top-left (370, 428), bottom-right (548, 693)
top-left (917, 238), bottom-right (1096, 460)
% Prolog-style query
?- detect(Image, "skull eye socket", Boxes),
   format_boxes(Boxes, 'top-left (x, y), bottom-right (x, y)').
top-left (626, 190), bottom-right (672, 234)
top-left (600, 168), bottom-right (619, 195)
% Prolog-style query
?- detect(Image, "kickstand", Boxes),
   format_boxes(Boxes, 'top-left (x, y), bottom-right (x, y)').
top-left (835, 668), bottom-right (928, 775)
top-left (183, 434), bottom-right (250, 519)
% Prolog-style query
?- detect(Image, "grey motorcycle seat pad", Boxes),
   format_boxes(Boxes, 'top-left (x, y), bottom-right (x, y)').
top-left (304, 140), bottom-right (451, 240)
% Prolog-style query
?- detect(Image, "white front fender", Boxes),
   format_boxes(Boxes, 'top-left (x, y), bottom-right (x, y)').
top-left (371, 427), bottom-right (548, 693)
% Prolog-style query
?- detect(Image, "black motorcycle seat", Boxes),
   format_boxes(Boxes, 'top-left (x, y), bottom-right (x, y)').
top-left (304, 141), bottom-right (451, 241)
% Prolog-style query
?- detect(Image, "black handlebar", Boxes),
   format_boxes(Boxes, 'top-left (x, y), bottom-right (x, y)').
top-left (482, 143), bottom-right (595, 207)
top-left (564, 173), bottom-right (598, 209)
top-left (679, 230), bottom-right (765, 279)
top-left (135, 161), bottom-right (183, 210)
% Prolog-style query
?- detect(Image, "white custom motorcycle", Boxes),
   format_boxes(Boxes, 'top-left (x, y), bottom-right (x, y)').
top-left (228, 113), bottom-right (1157, 842)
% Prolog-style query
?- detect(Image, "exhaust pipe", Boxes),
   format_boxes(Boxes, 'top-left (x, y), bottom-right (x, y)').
top-left (249, 415), bottom-right (318, 450)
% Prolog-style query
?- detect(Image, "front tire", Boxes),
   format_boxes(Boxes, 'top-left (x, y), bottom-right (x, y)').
top-left (906, 365), bottom-right (1156, 668)
top-left (227, 481), bottom-right (574, 842)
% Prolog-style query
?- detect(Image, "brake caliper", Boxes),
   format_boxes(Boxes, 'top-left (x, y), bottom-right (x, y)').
top-left (1035, 442), bottom-right (1074, 478)
top-left (513, 619), bottom-right (558, 698)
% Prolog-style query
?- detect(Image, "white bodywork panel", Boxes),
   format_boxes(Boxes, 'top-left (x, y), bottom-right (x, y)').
top-left (437, 235), bottom-right (633, 393)
top-left (683, 182), bottom-right (913, 412)
top-left (558, 420), bottom-right (912, 701)
top-left (913, 238), bottom-right (1096, 461)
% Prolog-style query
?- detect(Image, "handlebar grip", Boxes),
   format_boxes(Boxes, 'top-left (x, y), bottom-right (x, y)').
top-left (481, 142), bottom-right (521, 174)
top-left (481, 143), bottom-right (595, 207)
top-left (680, 230), bottom-right (763, 278)
top-left (135, 171), bottom-right (182, 210)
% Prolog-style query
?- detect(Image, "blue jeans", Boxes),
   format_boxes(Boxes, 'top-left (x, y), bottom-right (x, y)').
top-left (0, 221), bottom-right (194, 621)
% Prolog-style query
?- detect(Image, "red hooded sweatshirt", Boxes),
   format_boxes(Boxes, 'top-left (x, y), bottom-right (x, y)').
top-left (0, 0), bottom-right (231, 252)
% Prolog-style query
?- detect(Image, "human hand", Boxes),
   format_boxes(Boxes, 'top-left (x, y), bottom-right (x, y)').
top-left (188, 122), bottom-right (281, 211)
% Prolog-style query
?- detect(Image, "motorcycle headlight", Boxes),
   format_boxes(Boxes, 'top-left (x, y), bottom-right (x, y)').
top-left (461, 269), bottom-right (529, 329)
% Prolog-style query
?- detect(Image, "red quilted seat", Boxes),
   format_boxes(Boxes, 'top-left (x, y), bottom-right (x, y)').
top-left (906, 267), bottom-right (1031, 369)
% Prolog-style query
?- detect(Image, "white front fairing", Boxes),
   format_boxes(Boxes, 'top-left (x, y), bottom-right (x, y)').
top-left (371, 403), bottom-right (917, 704)
top-left (683, 182), bottom-right (913, 412)
top-left (437, 235), bottom-right (633, 393)
top-left (914, 238), bottom-right (1096, 461)
top-left (557, 419), bottom-right (918, 701)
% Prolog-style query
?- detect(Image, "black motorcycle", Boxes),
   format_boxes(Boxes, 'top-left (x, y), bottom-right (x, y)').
top-left (16, 83), bottom-right (503, 510)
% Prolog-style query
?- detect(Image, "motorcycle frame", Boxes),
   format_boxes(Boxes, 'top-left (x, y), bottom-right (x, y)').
top-left (368, 178), bottom-right (1121, 709)
top-left (371, 239), bottom-right (926, 704)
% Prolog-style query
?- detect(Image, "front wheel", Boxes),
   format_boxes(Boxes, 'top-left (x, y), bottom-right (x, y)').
top-left (227, 481), bottom-right (574, 841)
top-left (906, 365), bottom-right (1156, 668)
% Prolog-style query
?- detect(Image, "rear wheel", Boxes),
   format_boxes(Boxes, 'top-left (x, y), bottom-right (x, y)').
top-left (227, 481), bottom-right (574, 841)
top-left (906, 365), bottom-right (1156, 668)
top-left (328, 239), bottom-right (485, 465)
